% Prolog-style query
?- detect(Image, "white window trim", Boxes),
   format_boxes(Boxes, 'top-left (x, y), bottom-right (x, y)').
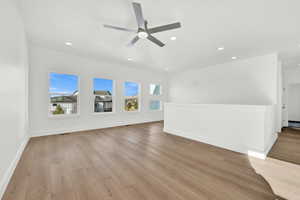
top-left (48, 72), bottom-right (80, 118)
top-left (92, 78), bottom-right (116, 115)
top-left (123, 81), bottom-right (141, 113)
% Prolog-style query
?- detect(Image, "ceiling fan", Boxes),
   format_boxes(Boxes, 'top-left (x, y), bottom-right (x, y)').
top-left (103, 2), bottom-right (181, 47)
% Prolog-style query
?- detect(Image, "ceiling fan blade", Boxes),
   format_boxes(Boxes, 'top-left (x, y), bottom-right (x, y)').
top-left (128, 36), bottom-right (140, 46)
top-left (148, 22), bottom-right (181, 34)
top-left (144, 20), bottom-right (148, 31)
top-left (132, 2), bottom-right (145, 28)
top-left (147, 35), bottom-right (165, 47)
top-left (103, 24), bottom-right (136, 32)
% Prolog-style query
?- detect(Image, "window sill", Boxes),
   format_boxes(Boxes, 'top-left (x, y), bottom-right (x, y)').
top-left (48, 113), bottom-right (80, 119)
top-left (92, 112), bottom-right (116, 116)
top-left (123, 110), bottom-right (141, 113)
top-left (149, 109), bottom-right (163, 112)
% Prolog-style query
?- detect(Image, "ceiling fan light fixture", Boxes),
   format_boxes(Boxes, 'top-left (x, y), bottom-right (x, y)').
top-left (137, 31), bottom-right (148, 39)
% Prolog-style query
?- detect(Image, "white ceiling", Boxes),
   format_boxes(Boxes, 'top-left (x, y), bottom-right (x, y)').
top-left (20, 0), bottom-right (300, 71)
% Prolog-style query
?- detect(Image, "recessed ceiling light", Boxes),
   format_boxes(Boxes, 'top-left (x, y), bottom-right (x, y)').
top-left (170, 36), bottom-right (177, 41)
top-left (217, 47), bottom-right (224, 51)
top-left (232, 56), bottom-right (237, 60)
top-left (65, 42), bottom-right (73, 46)
top-left (127, 58), bottom-right (133, 61)
top-left (65, 42), bottom-right (72, 46)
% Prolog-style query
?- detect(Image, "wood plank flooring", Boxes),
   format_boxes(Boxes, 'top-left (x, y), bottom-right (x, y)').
top-left (268, 128), bottom-right (300, 165)
top-left (2, 122), bottom-right (289, 200)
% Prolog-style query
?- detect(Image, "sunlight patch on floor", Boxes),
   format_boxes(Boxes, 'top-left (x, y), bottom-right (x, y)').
top-left (248, 156), bottom-right (300, 200)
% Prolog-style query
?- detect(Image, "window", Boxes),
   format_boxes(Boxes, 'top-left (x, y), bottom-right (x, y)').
top-left (93, 78), bottom-right (113, 113)
top-left (149, 84), bottom-right (162, 111)
top-left (49, 73), bottom-right (79, 115)
top-left (124, 81), bottom-right (139, 111)
top-left (150, 84), bottom-right (161, 96)
top-left (150, 100), bottom-right (161, 111)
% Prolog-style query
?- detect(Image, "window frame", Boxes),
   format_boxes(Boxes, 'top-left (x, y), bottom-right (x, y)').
top-left (92, 77), bottom-right (116, 115)
top-left (149, 83), bottom-right (163, 112)
top-left (48, 72), bottom-right (80, 118)
top-left (123, 81), bottom-right (141, 113)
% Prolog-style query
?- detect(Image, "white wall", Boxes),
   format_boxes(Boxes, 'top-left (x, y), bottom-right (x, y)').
top-left (275, 60), bottom-right (283, 131)
top-left (29, 45), bottom-right (167, 137)
top-left (287, 84), bottom-right (300, 121)
top-left (164, 103), bottom-right (278, 159)
top-left (0, 0), bottom-right (29, 198)
top-left (282, 70), bottom-right (288, 127)
top-left (168, 54), bottom-right (279, 105)
top-left (283, 68), bottom-right (300, 123)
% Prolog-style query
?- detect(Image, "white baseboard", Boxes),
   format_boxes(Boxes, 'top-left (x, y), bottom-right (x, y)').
top-left (31, 119), bottom-right (163, 137)
top-left (247, 132), bottom-right (278, 159)
top-left (247, 151), bottom-right (268, 160)
top-left (0, 137), bottom-right (29, 199)
top-left (164, 128), bottom-right (278, 160)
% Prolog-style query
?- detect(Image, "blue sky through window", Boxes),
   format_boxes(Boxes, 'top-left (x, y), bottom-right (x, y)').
top-left (93, 78), bottom-right (113, 93)
top-left (49, 73), bottom-right (78, 94)
top-left (125, 82), bottom-right (139, 96)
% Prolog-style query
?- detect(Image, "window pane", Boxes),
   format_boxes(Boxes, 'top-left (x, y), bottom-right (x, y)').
top-left (125, 82), bottom-right (139, 96)
top-left (93, 78), bottom-right (113, 113)
top-left (124, 82), bottom-right (139, 111)
top-left (49, 73), bottom-right (78, 115)
top-left (150, 84), bottom-right (161, 96)
top-left (150, 100), bottom-right (161, 110)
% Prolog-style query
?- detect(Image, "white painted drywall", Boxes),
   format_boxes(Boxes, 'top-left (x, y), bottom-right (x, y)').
top-left (165, 54), bottom-right (282, 157)
top-left (275, 60), bottom-right (283, 132)
top-left (168, 54), bottom-right (279, 105)
top-left (283, 68), bottom-right (300, 123)
top-left (282, 70), bottom-right (288, 127)
top-left (29, 45), bottom-right (167, 137)
top-left (0, 0), bottom-right (29, 198)
top-left (168, 53), bottom-right (283, 132)
top-left (285, 68), bottom-right (300, 85)
top-left (164, 103), bottom-right (278, 159)
top-left (288, 84), bottom-right (300, 121)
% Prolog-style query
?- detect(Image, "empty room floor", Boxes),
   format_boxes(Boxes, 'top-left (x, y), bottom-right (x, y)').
top-left (3, 122), bottom-right (300, 200)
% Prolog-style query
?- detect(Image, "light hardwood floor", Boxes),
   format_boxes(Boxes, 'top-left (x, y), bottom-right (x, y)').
top-left (268, 128), bottom-right (300, 165)
top-left (2, 122), bottom-right (294, 200)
